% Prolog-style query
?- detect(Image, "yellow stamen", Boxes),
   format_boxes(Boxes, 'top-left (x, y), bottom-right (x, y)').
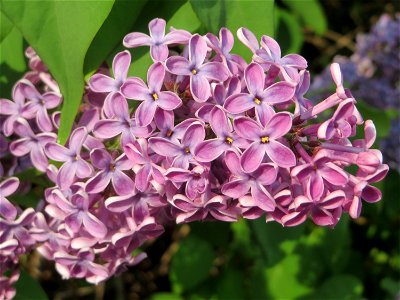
top-left (261, 136), bottom-right (269, 143)
top-left (184, 147), bottom-right (191, 153)
top-left (225, 136), bottom-right (234, 144)
top-left (254, 98), bottom-right (261, 105)
top-left (191, 69), bottom-right (198, 75)
top-left (152, 93), bottom-right (159, 100)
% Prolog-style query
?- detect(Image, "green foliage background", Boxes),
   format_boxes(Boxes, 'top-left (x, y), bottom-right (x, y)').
top-left (0, 0), bottom-right (398, 299)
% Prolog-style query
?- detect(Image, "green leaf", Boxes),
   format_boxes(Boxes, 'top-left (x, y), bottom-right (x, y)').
top-left (190, 221), bottom-right (231, 248)
top-left (84, 0), bottom-right (148, 78)
top-left (281, 0), bottom-right (327, 35)
top-left (275, 7), bottom-right (304, 54)
top-left (0, 26), bottom-right (26, 98)
top-left (167, 0), bottom-right (201, 32)
top-left (250, 218), bottom-right (305, 266)
top-left (1, 0), bottom-right (114, 144)
top-left (14, 270), bottom-right (48, 300)
top-left (216, 268), bottom-right (246, 300)
top-left (0, 11), bottom-right (13, 42)
top-left (150, 293), bottom-right (183, 300)
top-left (356, 102), bottom-right (393, 140)
top-left (301, 275), bottom-right (363, 300)
top-left (170, 236), bottom-right (215, 294)
top-left (264, 253), bottom-right (312, 299)
top-left (381, 277), bottom-right (400, 297)
top-left (190, 0), bottom-right (275, 61)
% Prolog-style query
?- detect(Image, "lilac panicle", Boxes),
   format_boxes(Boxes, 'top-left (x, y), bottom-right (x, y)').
top-left (0, 16), bottom-right (390, 290)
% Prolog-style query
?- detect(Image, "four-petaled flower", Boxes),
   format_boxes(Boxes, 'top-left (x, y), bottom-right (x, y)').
top-left (86, 149), bottom-right (135, 196)
top-left (254, 35), bottom-right (308, 83)
top-left (45, 127), bottom-right (94, 189)
top-left (224, 63), bottom-right (295, 123)
top-left (89, 50), bottom-right (132, 93)
top-left (10, 119), bottom-right (56, 172)
top-left (195, 106), bottom-right (248, 162)
top-left (121, 62), bottom-right (182, 126)
top-left (149, 122), bottom-right (205, 169)
top-left (166, 34), bottom-right (230, 102)
top-left (93, 92), bottom-right (154, 146)
top-left (234, 113), bottom-right (296, 172)
top-left (123, 18), bottom-right (191, 62)
top-left (222, 150), bottom-right (278, 212)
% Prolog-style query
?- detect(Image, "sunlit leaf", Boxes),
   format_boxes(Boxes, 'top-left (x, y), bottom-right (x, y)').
top-left (1, 0), bottom-right (114, 143)
top-left (0, 11), bottom-right (13, 42)
top-left (0, 26), bottom-right (26, 98)
top-left (84, 0), bottom-right (148, 79)
top-left (190, 0), bottom-right (275, 61)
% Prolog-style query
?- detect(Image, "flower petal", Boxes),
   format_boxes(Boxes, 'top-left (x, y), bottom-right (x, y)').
top-left (319, 163), bottom-right (348, 186)
top-left (307, 173), bottom-right (324, 200)
top-left (93, 120), bottom-right (122, 139)
top-left (190, 75), bottom-right (211, 102)
top-left (113, 50), bottom-right (131, 82)
top-left (157, 91), bottom-right (182, 110)
top-left (112, 170), bottom-right (135, 195)
top-left (121, 77), bottom-right (149, 100)
top-left (244, 63), bottom-right (265, 95)
top-left (264, 112), bottom-right (292, 139)
top-left (82, 213), bottom-right (107, 238)
top-left (251, 184), bottom-right (275, 212)
top-left (233, 117), bottom-right (261, 141)
top-left (123, 32), bottom-right (152, 48)
top-left (195, 139), bottom-right (226, 162)
top-left (150, 44), bottom-right (169, 61)
top-left (222, 179), bottom-right (250, 198)
top-left (149, 18), bottom-right (166, 41)
top-left (75, 159), bottom-right (94, 178)
top-left (89, 74), bottom-right (116, 93)
top-left (148, 62), bottom-right (165, 92)
top-left (149, 137), bottom-right (181, 156)
top-left (135, 100), bottom-right (157, 127)
top-left (241, 142), bottom-right (265, 173)
top-left (163, 29), bottom-right (191, 44)
top-left (86, 171), bottom-right (112, 194)
top-left (189, 34), bottom-right (207, 67)
top-left (237, 27), bottom-right (259, 53)
top-left (45, 143), bottom-right (70, 161)
top-left (262, 81), bottom-right (295, 105)
top-left (182, 122), bottom-right (205, 149)
top-left (209, 106), bottom-right (232, 137)
top-left (165, 56), bottom-right (191, 75)
top-left (252, 163), bottom-right (277, 185)
top-left (265, 140), bottom-right (296, 168)
top-left (223, 93), bottom-right (254, 114)
top-left (200, 62), bottom-right (229, 81)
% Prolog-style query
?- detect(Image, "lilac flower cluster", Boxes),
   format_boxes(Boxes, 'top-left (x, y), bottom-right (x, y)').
top-left (0, 18), bottom-right (388, 292)
top-left (310, 14), bottom-right (400, 172)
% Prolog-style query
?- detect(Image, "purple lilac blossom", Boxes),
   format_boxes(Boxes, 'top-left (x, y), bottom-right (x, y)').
top-left (0, 17), bottom-right (390, 293)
